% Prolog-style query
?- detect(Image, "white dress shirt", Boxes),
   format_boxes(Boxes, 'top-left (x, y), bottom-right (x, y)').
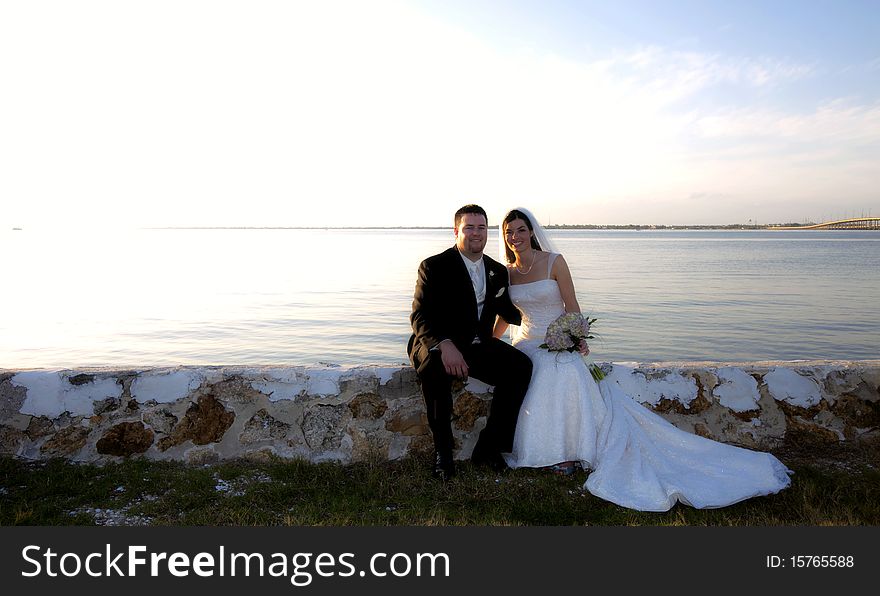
top-left (459, 250), bottom-right (486, 320)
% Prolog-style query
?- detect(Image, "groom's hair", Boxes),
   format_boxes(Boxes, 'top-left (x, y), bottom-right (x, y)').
top-left (454, 204), bottom-right (488, 228)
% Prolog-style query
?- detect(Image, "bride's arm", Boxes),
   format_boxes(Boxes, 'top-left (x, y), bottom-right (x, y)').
top-left (552, 254), bottom-right (582, 313)
top-left (553, 255), bottom-right (589, 354)
top-left (492, 316), bottom-right (509, 338)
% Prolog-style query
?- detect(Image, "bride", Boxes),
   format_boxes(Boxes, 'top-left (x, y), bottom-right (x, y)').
top-left (492, 207), bottom-right (792, 511)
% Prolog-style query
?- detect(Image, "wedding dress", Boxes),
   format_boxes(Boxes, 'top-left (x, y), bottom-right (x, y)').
top-left (502, 253), bottom-right (793, 511)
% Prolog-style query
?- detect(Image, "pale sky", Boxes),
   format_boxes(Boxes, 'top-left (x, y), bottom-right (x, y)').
top-left (2, 0), bottom-right (878, 228)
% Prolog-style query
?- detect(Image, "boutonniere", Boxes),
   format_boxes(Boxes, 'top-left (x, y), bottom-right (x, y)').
top-left (488, 270), bottom-right (496, 278)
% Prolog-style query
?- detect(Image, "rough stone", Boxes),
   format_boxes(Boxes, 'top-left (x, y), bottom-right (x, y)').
top-left (348, 393), bottom-right (388, 420)
top-left (406, 433), bottom-right (435, 456)
top-left (776, 399), bottom-right (827, 424)
top-left (202, 376), bottom-right (266, 404)
top-left (823, 369), bottom-right (866, 397)
top-left (286, 435), bottom-right (306, 450)
top-left (339, 374), bottom-right (380, 397)
top-left (240, 409), bottom-right (291, 444)
top-left (729, 427), bottom-right (760, 449)
top-left (302, 404), bottom-right (348, 450)
top-left (1, 412), bottom-right (31, 432)
top-left (157, 394), bottom-right (235, 451)
top-left (690, 369), bottom-right (719, 400)
top-left (693, 422), bottom-right (713, 439)
top-left (654, 387), bottom-right (712, 415)
top-left (185, 447), bottom-right (220, 465)
top-left (0, 425), bottom-right (26, 455)
top-left (142, 408), bottom-right (178, 435)
top-left (96, 422), bottom-right (155, 456)
top-left (452, 391), bottom-right (489, 431)
top-left (784, 417), bottom-right (842, 447)
top-left (68, 374), bottom-right (96, 386)
top-left (93, 396), bottom-right (122, 415)
top-left (377, 368), bottom-right (418, 399)
top-left (385, 402), bottom-right (429, 436)
top-left (830, 394), bottom-right (880, 432)
top-left (40, 425), bottom-right (91, 457)
top-left (242, 448), bottom-right (280, 464)
top-left (25, 416), bottom-right (55, 440)
top-left (0, 377), bottom-right (28, 422)
top-left (349, 427), bottom-right (391, 462)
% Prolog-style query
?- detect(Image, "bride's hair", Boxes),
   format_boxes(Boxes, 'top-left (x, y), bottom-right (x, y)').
top-left (502, 209), bottom-right (542, 264)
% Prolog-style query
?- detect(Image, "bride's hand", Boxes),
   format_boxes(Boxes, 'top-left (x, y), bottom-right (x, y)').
top-left (578, 340), bottom-right (590, 356)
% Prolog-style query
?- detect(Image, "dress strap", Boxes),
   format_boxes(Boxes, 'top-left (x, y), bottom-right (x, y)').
top-left (546, 252), bottom-right (558, 279)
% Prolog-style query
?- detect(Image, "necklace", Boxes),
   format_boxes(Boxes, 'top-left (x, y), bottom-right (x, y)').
top-left (515, 250), bottom-right (537, 275)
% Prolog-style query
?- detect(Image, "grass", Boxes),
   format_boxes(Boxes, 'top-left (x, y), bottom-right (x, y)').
top-left (1, 441), bottom-right (878, 526)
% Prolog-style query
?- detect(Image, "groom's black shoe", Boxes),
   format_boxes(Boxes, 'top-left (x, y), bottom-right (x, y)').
top-left (432, 451), bottom-right (456, 483)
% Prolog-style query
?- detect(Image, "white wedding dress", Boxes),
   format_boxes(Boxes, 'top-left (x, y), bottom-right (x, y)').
top-left (503, 254), bottom-right (792, 511)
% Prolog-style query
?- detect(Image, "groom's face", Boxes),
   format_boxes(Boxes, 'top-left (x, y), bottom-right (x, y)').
top-left (454, 213), bottom-right (488, 257)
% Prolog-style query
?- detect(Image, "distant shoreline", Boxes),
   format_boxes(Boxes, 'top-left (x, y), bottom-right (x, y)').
top-left (140, 224), bottom-right (795, 231)
top-left (11, 224), bottom-right (854, 232)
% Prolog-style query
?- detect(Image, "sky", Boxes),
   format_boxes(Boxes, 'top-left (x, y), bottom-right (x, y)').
top-left (1, 0), bottom-right (878, 228)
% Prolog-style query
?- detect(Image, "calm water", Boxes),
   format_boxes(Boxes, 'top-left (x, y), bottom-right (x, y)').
top-left (2, 228), bottom-right (878, 368)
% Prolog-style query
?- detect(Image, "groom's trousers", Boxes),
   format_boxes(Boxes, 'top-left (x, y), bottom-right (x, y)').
top-left (414, 338), bottom-right (533, 459)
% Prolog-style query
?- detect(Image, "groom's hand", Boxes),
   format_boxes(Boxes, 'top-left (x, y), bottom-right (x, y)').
top-left (438, 341), bottom-right (469, 379)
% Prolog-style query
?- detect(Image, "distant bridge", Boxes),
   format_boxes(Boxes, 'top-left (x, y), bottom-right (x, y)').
top-left (768, 217), bottom-right (880, 230)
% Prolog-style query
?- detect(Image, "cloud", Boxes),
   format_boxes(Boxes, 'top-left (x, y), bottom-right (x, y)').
top-left (606, 46), bottom-right (814, 105)
top-left (695, 100), bottom-right (880, 144)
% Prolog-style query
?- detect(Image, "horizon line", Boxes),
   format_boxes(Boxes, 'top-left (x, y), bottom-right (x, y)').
top-left (137, 223), bottom-right (799, 230)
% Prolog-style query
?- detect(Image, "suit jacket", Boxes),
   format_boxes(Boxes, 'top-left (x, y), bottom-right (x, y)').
top-left (408, 246), bottom-right (522, 371)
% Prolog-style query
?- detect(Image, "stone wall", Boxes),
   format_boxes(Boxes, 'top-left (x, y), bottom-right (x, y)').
top-left (1, 361), bottom-right (878, 464)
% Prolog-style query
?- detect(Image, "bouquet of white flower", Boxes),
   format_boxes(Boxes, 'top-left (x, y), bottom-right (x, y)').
top-left (539, 312), bottom-right (605, 381)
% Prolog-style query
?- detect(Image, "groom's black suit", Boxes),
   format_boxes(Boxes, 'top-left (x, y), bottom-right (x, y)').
top-left (408, 246), bottom-right (533, 467)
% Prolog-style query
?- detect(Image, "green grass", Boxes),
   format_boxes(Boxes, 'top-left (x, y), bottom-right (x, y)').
top-left (2, 444), bottom-right (878, 526)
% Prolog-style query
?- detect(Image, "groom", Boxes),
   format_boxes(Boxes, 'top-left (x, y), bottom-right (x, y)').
top-left (408, 204), bottom-right (533, 481)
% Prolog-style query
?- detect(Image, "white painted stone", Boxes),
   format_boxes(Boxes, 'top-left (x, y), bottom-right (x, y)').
top-left (12, 372), bottom-right (64, 417)
top-left (764, 368), bottom-right (823, 408)
top-left (373, 367), bottom-right (400, 386)
top-left (66, 378), bottom-right (122, 416)
top-left (131, 370), bottom-right (203, 404)
top-left (603, 365), bottom-right (697, 407)
top-left (249, 367), bottom-right (346, 400)
top-left (202, 368), bottom-right (226, 384)
top-left (260, 381), bottom-right (307, 401)
top-left (247, 368), bottom-right (307, 401)
top-left (307, 369), bottom-right (343, 396)
top-left (465, 378), bottom-right (493, 393)
top-left (13, 372), bottom-right (122, 417)
top-left (714, 367), bottom-right (760, 412)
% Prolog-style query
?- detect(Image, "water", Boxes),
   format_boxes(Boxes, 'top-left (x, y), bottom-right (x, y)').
top-left (2, 228), bottom-right (878, 368)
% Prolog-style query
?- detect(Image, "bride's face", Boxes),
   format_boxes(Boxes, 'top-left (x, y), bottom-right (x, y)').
top-left (504, 218), bottom-right (533, 253)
